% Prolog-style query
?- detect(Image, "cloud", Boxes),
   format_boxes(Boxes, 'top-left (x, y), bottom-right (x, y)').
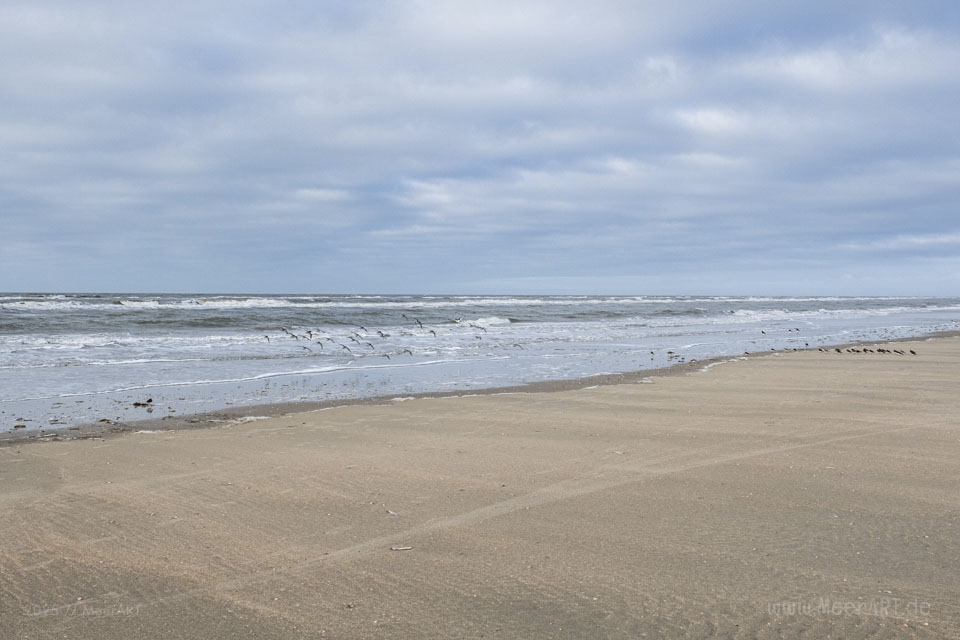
top-left (732, 26), bottom-right (960, 92)
top-left (841, 232), bottom-right (960, 252)
top-left (674, 108), bottom-right (749, 135)
top-left (0, 1), bottom-right (958, 294)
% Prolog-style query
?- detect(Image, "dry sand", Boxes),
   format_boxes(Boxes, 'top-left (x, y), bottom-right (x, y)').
top-left (2, 337), bottom-right (959, 639)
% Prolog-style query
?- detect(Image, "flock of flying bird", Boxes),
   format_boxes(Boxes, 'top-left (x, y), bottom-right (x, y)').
top-left (261, 314), bottom-right (504, 360)
top-left (261, 318), bottom-right (923, 364)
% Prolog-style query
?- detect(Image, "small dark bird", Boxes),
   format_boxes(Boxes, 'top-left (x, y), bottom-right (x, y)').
top-left (377, 330), bottom-right (389, 338)
top-left (402, 349), bottom-right (413, 356)
top-left (358, 325), bottom-right (367, 332)
top-left (910, 349), bottom-right (917, 355)
top-left (340, 344), bottom-right (352, 353)
top-left (415, 318), bottom-right (423, 329)
top-left (835, 348), bottom-right (842, 353)
top-left (301, 346), bottom-right (312, 352)
top-left (382, 354), bottom-right (391, 359)
top-left (365, 342), bottom-right (375, 350)
top-left (429, 329), bottom-right (437, 336)
top-left (264, 335), bottom-right (270, 342)
top-left (761, 330), bottom-right (766, 334)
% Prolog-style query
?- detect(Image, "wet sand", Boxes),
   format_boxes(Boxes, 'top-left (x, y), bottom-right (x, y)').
top-left (2, 337), bottom-right (959, 638)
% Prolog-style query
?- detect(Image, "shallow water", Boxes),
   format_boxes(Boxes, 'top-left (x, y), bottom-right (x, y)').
top-left (2, 294), bottom-right (958, 431)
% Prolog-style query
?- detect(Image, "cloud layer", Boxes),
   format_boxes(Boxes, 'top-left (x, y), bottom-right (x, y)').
top-left (2, 1), bottom-right (959, 294)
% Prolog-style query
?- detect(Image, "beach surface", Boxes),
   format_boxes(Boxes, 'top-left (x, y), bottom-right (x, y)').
top-left (2, 337), bottom-right (958, 639)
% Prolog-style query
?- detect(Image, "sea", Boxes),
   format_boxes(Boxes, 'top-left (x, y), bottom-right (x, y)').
top-left (2, 293), bottom-right (959, 433)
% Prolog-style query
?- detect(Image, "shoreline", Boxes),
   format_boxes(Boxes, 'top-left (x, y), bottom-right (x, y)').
top-left (4, 329), bottom-right (957, 448)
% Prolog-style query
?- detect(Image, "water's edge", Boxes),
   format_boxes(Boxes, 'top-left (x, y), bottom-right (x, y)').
top-left (4, 330), bottom-right (954, 447)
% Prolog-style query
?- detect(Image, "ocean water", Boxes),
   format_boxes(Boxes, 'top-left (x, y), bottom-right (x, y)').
top-left (2, 294), bottom-right (959, 432)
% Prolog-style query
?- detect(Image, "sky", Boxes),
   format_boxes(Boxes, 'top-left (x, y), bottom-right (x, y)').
top-left (1, 1), bottom-right (959, 295)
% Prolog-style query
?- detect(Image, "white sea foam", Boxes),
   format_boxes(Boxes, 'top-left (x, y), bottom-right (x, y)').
top-left (697, 357), bottom-right (748, 373)
top-left (12, 294), bottom-right (940, 313)
top-left (472, 316), bottom-right (513, 326)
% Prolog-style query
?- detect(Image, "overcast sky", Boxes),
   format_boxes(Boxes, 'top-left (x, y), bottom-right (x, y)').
top-left (2, 1), bottom-right (959, 295)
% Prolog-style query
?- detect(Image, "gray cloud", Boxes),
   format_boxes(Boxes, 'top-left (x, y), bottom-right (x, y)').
top-left (1, 1), bottom-right (958, 294)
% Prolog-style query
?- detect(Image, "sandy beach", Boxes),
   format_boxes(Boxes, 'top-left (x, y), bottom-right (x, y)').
top-left (2, 337), bottom-right (959, 639)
